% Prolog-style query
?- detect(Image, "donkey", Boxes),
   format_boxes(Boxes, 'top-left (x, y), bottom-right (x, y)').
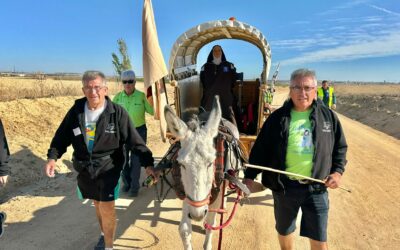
top-left (165, 96), bottom-right (231, 250)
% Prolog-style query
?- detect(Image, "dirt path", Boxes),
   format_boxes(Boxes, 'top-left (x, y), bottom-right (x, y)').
top-left (1, 88), bottom-right (400, 249)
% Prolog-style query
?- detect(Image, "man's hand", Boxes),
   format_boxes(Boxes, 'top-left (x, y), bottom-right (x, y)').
top-left (145, 166), bottom-right (160, 182)
top-left (243, 178), bottom-right (266, 193)
top-left (243, 178), bottom-right (255, 190)
top-left (44, 159), bottom-right (56, 177)
top-left (324, 172), bottom-right (342, 189)
top-left (0, 175), bottom-right (8, 187)
top-left (331, 104), bottom-right (336, 110)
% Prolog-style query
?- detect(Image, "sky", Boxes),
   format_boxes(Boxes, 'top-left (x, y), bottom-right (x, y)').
top-left (0, 0), bottom-right (399, 82)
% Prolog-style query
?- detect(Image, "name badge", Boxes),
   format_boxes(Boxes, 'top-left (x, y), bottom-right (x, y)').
top-left (73, 127), bottom-right (82, 136)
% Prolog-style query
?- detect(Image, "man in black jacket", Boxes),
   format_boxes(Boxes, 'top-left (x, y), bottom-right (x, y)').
top-left (244, 69), bottom-right (347, 250)
top-left (200, 45), bottom-right (237, 122)
top-left (0, 118), bottom-right (10, 238)
top-left (44, 71), bottom-right (157, 250)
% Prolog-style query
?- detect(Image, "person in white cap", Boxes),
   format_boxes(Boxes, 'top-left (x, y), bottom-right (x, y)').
top-left (113, 70), bottom-right (154, 197)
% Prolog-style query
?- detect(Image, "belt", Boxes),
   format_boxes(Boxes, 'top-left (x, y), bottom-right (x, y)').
top-left (297, 179), bottom-right (312, 184)
top-left (282, 176), bottom-right (312, 186)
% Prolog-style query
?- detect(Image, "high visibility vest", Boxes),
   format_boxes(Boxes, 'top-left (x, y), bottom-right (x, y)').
top-left (317, 87), bottom-right (334, 108)
top-left (264, 90), bottom-right (273, 104)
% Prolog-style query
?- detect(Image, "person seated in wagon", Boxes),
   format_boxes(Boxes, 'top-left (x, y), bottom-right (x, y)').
top-left (200, 45), bottom-right (238, 124)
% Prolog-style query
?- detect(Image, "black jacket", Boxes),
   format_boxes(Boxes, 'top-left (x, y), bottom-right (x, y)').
top-left (0, 119), bottom-right (10, 176)
top-left (200, 47), bottom-right (236, 121)
top-left (244, 99), bottom-right (347, 192)
top-left (47, 97), bottom-right (153, 177)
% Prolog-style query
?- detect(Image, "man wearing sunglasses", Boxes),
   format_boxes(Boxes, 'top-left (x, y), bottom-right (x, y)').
top-left (113, 70), bottom-right (154, 197)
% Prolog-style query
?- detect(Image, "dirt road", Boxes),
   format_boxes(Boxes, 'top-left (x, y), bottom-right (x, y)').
top-left (1, 88), bottom-right (400, 249)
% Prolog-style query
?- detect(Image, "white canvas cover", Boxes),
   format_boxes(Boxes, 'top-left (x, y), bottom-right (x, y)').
top-left (169, 19), bottom-right (272, 84)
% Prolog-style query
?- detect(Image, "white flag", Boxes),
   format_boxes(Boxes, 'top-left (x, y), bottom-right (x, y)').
top-left (142, 0), bottom-right (168, 142)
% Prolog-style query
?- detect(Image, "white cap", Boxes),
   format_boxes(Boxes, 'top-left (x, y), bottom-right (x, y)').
top-left (121, 70), bottom-right (136, 82)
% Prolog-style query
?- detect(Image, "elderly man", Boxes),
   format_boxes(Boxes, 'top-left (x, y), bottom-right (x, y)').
top-left (113, 70), bottom-right (154, 197)
top-left (44, 70), bottom-right (156, 250)
top-left (244, 69), bottom-right (347, 250)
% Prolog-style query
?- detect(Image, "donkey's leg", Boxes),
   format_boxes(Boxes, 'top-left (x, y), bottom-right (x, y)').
top-left (203, 190), bottom-right (224, 250)
top-left (179, 204), bottom-right (193, 250)
top-left (203, 212), bottom-right (217, 250)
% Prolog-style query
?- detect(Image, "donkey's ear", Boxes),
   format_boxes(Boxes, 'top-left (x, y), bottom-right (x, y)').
top-left (164, 104), bottom-right (188, 138)
top-left (204, 95), bottom-right (222, 138)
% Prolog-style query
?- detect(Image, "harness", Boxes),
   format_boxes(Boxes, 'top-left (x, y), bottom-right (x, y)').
top-left (169, 133), bottom-right (226, 205)
top-left (151, 124), bottom-right (249, 250)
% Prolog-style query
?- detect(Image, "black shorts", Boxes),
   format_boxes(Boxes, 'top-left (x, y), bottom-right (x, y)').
top-left (272, 180), bottom-right (329, 242)
top-left (76, 167), bottom-right (121, 202)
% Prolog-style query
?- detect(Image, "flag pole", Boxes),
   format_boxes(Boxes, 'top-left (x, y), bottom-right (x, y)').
top-left (245, 163), bottom-right (351, 193)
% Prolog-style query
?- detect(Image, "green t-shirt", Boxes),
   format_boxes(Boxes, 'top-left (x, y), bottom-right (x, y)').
top-left (113, 90), bottom-right (154, 127)
top-left (285, 109), bottom-right (314, 179)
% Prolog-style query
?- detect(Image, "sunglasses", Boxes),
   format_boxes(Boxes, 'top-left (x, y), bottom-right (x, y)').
top-left (122, 80), bottom-right (135, 84)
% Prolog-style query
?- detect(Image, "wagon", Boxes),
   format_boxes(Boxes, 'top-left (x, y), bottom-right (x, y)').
top-left (166, 18), bottom-right (274, 155)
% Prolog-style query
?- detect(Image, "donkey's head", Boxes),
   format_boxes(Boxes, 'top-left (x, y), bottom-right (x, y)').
top-left (165, 96), bottom-right (221, 221)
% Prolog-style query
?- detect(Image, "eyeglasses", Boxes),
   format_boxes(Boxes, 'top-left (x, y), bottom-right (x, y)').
top-left (290, 85), bottom-right (315, 93)
top-left (122, 80), bottom-right (136, 84)
top-left (83, 86), bottom-right (105, 92)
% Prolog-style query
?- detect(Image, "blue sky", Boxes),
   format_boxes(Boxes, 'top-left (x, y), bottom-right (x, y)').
top-left (0, 0), bottom-right (399, 82)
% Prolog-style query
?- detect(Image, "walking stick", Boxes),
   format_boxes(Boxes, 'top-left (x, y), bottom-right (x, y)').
top-left (245, 163), bottom-right (351, 193)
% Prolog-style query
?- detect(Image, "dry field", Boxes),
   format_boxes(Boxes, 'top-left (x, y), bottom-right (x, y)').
top-left (0, 76), bottom-right (121, 101)
top-left (334, 83), bottom-right (400, 96)
top-left (0, 79), bottom-right (399, 249)
top-left (334, 84), bottom-right (400, 139)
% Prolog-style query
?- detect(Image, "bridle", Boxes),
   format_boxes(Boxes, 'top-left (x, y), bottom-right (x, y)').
top-left (184, 192), bottom-right (211, 207)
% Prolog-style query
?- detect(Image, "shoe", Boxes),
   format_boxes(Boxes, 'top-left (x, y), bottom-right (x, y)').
top-left (0, 212), bottom-right (7, 238)
top-left (128, 190), bottom-right (138, 197)
top-left (94, 235), bottom-right (105, 250)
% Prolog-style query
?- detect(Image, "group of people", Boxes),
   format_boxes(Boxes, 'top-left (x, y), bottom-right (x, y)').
top-left (0, 45), bottom-right (346, 250)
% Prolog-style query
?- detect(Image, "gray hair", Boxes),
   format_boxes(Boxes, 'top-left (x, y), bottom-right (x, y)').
top-left (290, 68), bottom-right (317, 87)
top-left (82, 70), bottom-right (107, 86)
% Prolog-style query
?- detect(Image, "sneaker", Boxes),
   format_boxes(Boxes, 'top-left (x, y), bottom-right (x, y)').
top-left (94, 235), bottom-right (105, 250)
top-left (0, 212), bottom-right (7, 238)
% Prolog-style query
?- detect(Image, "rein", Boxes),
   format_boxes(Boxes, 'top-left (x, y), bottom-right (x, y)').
top-left (204, 189), bottom-right (242, 230)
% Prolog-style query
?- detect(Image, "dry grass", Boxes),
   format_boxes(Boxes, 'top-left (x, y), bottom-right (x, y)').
top-left (334, 84), bottom-right (400, 96)
top-left (0, 77), bottom-right (122, 101)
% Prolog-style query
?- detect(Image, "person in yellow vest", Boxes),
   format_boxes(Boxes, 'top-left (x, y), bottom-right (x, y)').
top-left (264, 87), bottom-right (275, 114)
top-left (317, 80), bottom-right (336, 109)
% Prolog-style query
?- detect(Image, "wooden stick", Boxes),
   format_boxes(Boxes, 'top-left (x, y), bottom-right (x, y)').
top-left (245, 163), bottom-right (351, 193)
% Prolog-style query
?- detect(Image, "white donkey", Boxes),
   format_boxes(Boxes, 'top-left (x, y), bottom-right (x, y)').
top-left (164, 96), bottom-right (225, 250)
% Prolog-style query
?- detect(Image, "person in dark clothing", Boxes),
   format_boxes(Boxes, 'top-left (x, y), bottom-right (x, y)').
top-left (200, 45), bottom-right (237, 122)
top-left (0, 118), bottom-right (10, 238)
top-left (44, 71), bottom-right (158, 250)
top-left (243, 69), bottom-right (347, 250)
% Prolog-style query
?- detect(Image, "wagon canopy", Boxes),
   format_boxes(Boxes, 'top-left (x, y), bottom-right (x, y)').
top-left (169, 19), bottom-right (272, 84)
